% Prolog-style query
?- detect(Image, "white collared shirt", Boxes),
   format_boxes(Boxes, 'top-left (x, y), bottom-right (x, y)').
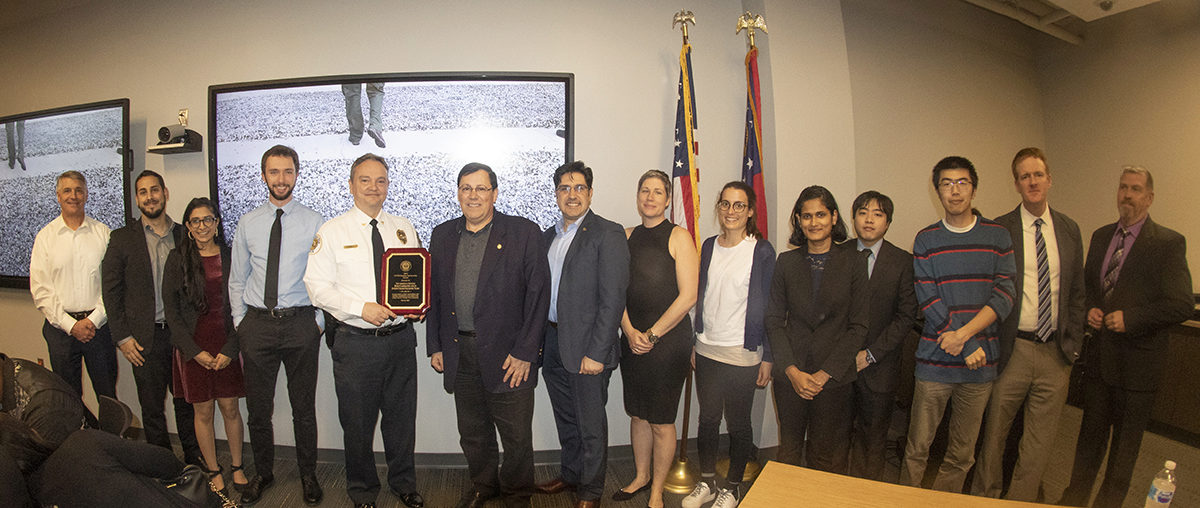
top-left (1017, 204), bottom-right (1061, 332)
top-left (29, 215), bottom-right (111, 332)
top-left (304, 206), bottom-right (419, 329)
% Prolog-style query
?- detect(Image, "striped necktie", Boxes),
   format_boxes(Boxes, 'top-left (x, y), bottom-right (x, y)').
top-left (1102, 228), bottom-right (1129, 302)
top-left (1034, 218), bottom-right (1051, 342)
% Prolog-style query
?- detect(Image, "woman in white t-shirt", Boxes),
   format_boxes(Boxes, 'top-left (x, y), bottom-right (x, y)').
top-left (680, 181), bottom-right (775, 508)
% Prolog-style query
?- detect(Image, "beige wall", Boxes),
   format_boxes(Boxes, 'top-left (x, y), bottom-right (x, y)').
top-left (1039, 0), bottom-right (1200, 289)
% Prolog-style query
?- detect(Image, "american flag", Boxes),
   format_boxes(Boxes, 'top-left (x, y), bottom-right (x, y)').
top-left (742, 46), bottom-right (768, 239)
top-left (671, 43), bottom-right (700, 247)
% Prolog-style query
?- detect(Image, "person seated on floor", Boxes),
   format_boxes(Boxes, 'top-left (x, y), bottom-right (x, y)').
top-left (0, 413), bottom-right (212, 508)
top-left (0, 352), bottom-right (96, 448)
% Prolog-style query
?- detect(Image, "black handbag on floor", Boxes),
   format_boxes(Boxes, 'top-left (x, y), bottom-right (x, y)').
top-left (160, 464), bottom-right (227, 507)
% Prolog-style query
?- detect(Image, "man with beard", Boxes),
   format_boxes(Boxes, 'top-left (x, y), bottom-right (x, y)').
top-left (30, 171), bottom-right (117, 400)
top-left (101, 170), bottom-right (201, 465)
top-left (228, 145), bottom-right (325, 505)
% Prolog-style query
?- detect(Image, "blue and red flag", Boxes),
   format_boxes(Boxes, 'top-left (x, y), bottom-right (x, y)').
top-left (671, 43), bottom-right (700, 247)
top-left (742, 46), bottom-right (768, 239)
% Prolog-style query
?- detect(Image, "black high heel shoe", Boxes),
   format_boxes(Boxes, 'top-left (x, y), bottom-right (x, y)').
top-left (230, 463), bottom-right (250, 489)
top-left (202, 464), bottom-right (228, 496)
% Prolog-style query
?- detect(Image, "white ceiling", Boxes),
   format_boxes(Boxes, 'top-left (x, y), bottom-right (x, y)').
top-left (1049, 0), bottom-right (1162, 22)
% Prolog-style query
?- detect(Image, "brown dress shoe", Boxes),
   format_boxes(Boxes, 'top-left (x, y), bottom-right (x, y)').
top-left (535, 477), bottom-right (576, 494)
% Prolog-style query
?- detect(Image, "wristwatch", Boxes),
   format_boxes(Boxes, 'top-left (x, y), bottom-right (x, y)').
top-left (646, 329), bottom-right (660, 345)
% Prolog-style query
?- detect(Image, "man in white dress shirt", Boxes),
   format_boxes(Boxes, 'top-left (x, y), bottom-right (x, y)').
top-left (304, 154), bottom-right (424, 508)
top-left (30, 170), bottom-right (117, 400)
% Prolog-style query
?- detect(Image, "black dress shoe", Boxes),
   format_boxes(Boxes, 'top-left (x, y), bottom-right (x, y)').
top-left (611, 482), bottom-right (650, 501)
top-left (354, 504), bottom-right (376, 508)
top-left (240, 474), bottom-right (274, 505)
top-left (397, 491), bottom-right (425, 507)
top-left (301, 475), bottom-right (323, 505)
top-left (456, 490), bottom-right (497, 508)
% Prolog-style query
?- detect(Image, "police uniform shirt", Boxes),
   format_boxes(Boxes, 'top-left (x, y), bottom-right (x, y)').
top-left (304, 205), bottom-right (420, 329)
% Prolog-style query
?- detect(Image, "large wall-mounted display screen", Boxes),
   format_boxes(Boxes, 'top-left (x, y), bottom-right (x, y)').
top-left (209, 73), bottom-right (572, 244)
top-left (0, 99), bottom-right (131, 288)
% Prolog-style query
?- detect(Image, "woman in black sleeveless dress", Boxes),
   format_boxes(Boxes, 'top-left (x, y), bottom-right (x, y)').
top-left (614, 170), bottom-right (699, 508)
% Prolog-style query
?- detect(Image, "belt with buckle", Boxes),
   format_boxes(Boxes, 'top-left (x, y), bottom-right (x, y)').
top-left (548, 321), bottom-right (558, 329)
top-left (248, 306), bottom-right (313, 319)
top-left (154, 322), bottom-right (168, 329)
top-left (1016, 330), bottom-right (1050, 342)
top-left (345, 321), bottom-right (410, 337)
top-left (66, 310), bottom-right (93, 321)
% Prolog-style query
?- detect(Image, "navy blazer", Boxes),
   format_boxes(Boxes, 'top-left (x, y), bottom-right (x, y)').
top-left (766, 242), bottom-right (869, 388)
top-left (543, 211), bottom-right (630, 371)
top-left (993, 205), bottom-right (1086, 371)
top-left (1083, 217), bottom-right (1192, 391)
top-left (427, 212), bottom-right (551, 394)
top-left (695, 236), bottom-right (775, 362)
top-left (854, 239), bottom-right (917, 394)
top-left (162, 245), bottom-right (237, 360)
top-left (102, 219), bottom-right (185, 345)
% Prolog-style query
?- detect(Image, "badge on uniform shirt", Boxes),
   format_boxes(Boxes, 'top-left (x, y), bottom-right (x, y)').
top-left (397, 229), bottom-right (407, 244)
top-left (309, 234), bottom-right (322, 254)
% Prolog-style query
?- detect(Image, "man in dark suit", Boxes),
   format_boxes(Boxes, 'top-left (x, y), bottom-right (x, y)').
top-left (428, 163), bottom-right (551, 508)
top-left (101, 170), bottom-right (199, 465)
top-left (972, 148), bottom-right (1084, 501)
top-left (536, 161), bottom-right (629, 508)
top-left (1059, 166), bottom-right (1192, 508)
top-left (846, 191), bottom-right (917, 481)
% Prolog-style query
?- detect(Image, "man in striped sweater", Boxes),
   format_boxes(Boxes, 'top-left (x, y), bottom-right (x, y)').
top-left (900, 156), bottom-right (1016, 493)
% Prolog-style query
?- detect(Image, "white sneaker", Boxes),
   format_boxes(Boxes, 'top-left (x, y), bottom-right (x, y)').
top-left (681, 481), bottom-right (717, 508)
top-left (711, 488), bottom-right (740, 508)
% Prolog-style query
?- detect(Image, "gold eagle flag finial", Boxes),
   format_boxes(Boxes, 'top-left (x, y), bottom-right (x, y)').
top-left (673, 10), bottom-right (696, 44)
top-left (736, 11), bottom-right (767, 49)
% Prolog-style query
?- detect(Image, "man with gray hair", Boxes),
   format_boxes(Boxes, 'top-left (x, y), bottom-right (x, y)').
top-left (30, 171), bottom-right (117, 401)
top-left (305, 154), bottom-right (424, 508)
top-left (1059, 166), bottom-right (1192, 508)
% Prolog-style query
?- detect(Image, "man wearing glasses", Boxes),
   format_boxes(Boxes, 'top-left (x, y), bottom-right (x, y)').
top-left (536, 161), bottom-right (629, 508)
top-left (101, 170), bottom-right (201, 466)
top-left (427, 163), bottom-right (551, 508)
top-left (901, 156), bottom-right (1015, 493)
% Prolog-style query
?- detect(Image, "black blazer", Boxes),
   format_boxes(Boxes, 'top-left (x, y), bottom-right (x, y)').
top-left (766, 242), bottom-right (869, 388)
top-left (854, 240), bottom-right (917, 394)
top-left (542, 211), bottom-right (630, 371)
top-left (162, 246), bottom-right (237, 360)
top-left (101, 219), bottom-right (184, 345)
top-left (993, 206), bottom-right (1086, 371)
top-left (426, 213), bottom-right (551, 394)
top-left (1083, 217), bottom-right (1192, 391)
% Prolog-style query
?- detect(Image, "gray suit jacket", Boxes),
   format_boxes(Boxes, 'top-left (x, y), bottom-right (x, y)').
top-left (543, 211), bottom-right (630, 371)
top-left (994, 205), bottom-right (1086, 370)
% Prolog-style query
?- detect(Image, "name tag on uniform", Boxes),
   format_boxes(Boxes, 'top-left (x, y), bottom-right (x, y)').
top-left (343, 244), bottom-right (358, 249)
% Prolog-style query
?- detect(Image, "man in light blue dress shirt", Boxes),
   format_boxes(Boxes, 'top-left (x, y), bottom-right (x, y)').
top-left (228, 145), bottom-right (326, 505)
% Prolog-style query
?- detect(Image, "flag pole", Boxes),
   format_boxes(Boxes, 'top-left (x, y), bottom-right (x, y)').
top-left (665, 8), bottom-right (700, 495)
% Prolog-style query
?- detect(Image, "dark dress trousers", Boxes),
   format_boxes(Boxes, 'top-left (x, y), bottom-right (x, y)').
top-left (848, 239), bottom-right (917, 481)
top-left (767, 242), bottom-right (869, 474)
top-left (1060, 217), bottom-right (1192, 508)
top-left (542, 211), bottom-right (630, 501)
top-left (101, 219), bottom-right (199, 461)
top-left (427, 212), bottom-right (551, 502)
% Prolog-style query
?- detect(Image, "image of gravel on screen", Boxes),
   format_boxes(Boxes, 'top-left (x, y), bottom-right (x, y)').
top-left (1, 107), bottom-right (126, 278)
top-left (213, 80), bottom-right (568, 245)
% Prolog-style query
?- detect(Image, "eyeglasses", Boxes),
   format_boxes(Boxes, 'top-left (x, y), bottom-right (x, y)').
top-left (717, 200), bottom-right (749, 212)
top-left (938, 178), bottom-right (973, 190)
top-left (556, 184), bottom-right (590, 194)
top-left (188, 216), bottom-right (219, 227)
top-left (458, 185), bottom-right (494, 195)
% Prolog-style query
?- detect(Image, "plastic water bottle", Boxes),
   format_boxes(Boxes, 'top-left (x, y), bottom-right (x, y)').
top-left (1144, 460), bottom-right (1177, 507)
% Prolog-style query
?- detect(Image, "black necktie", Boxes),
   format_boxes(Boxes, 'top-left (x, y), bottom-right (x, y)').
top-left (371, 218), bottom-right (384, 304)
top-left (264, 208), bottom-right (283, 310)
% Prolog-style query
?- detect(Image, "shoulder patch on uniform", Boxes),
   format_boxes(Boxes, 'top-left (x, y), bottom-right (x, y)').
top-left (397, 229), bottom-right (407, 244)
top-left (310, 234), bottom-right (321, 254)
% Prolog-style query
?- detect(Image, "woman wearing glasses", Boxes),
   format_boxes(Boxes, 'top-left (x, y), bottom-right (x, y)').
top-left (680, 182), bottom-right (775, 508)
top-left (766, 185), bottom-right (867, 474)
top-left (614, 170), bottom-right (699, 508)
top-left (163, 197), bottom-right (247, 494)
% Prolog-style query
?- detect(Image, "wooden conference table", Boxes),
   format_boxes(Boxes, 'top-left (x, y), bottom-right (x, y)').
top-left (741, 461), bottom-right (1056, 507)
